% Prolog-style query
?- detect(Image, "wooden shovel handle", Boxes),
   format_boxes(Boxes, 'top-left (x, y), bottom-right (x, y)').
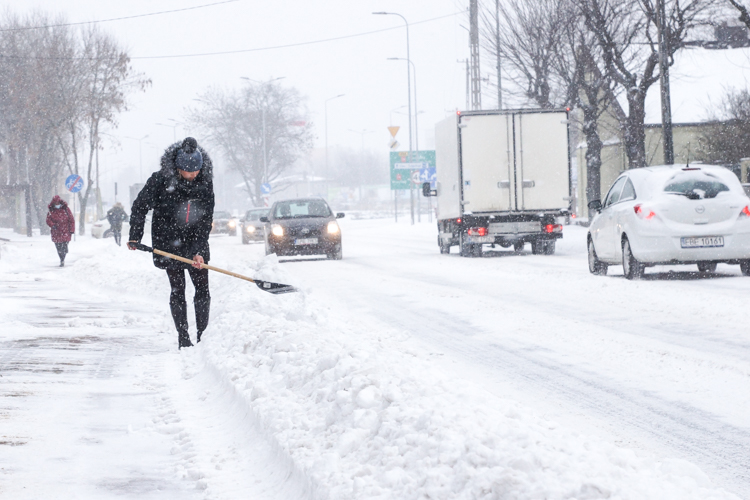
top-left (152, 248), bottom-right (257, 284)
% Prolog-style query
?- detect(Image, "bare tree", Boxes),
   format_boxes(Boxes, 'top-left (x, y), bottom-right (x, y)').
top-left (726, 0), bottom-right (750, 28)
top-left (579, 0), bottom-right (710, 168)
top-left (187, 80), bottom-right (313, 207)
top-left (553, 2), bottom-right (620, 207)
top-left (700, 87), bottom-right (750, 164)
top-left (481, 0), bottom-right (568, 108)
top-left (56, 27), bottom-right (149, 235)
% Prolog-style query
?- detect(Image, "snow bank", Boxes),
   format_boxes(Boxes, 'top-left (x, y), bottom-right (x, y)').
top-left (45, 235), bottom-right (739, 500)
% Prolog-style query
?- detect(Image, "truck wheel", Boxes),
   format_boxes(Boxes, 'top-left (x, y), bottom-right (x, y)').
top-left (440, 242), bottom-right (450, 254)
top-left (459, 233), bottom-right (471, 257)
top-left (472, 244), bottom-right (483, 257)
top-left (543, 240), bottom-right (556, 255)
top-left (531, 241), bottom-right (542, 255)
top-left (622, 238), bottom-right (644, 280)
top-left (741, 260), bottom-right (750, 276)
top-left (513, 241), bottom-right (524, 252)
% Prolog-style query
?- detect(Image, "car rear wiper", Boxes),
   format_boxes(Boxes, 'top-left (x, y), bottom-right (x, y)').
top-left (667, 191), bottom-right (702, 200)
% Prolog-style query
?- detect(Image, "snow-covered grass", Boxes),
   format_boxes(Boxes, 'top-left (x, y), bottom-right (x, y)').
top-left (0, 223), bottom-right (742, 499)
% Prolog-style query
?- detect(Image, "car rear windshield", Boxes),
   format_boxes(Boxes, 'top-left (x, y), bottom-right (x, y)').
top-left (273, 200), bottom-right (331, 219)
top-left (663, 172), bottom-right (730, 199)
top-left (245, 210), bottom-right (268, 221)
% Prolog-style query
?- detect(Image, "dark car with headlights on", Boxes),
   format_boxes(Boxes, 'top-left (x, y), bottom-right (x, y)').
top-left (261, 198), bottom-right (344, 259)
top-left (240, 208), bottom-right (269, 244)
top-left (211, 210), bottom-right (237, 236)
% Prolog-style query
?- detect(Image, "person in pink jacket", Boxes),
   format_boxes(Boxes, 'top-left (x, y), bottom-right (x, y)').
top-left (46, 195), bottom-right (75, 267)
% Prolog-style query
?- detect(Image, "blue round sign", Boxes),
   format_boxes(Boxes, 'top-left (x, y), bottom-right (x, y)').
top-left (65, 174), bottom-right (84, 193)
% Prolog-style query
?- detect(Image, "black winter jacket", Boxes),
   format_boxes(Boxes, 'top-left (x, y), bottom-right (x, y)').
top-left (129, 140), bottom-right (215, 270)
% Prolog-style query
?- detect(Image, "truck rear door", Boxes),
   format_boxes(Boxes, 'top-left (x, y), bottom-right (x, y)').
top-left (459, 113), bottom-right (514, 212)
top-left (514, 111), bottom-right (570, 211)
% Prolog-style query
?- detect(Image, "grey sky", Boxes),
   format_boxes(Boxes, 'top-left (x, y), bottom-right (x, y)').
top-left (4, 0), bottom-right (470, 197)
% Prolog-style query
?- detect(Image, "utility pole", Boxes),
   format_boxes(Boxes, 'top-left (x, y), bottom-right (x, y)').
top-left (657, 0), bottom-right (674, 164)
top-left (469, 0), bottom-right (482, 110)
top-left (495, 0), bottom-right (503, 110)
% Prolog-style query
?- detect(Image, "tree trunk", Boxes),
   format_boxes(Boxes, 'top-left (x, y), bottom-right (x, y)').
top-left (623, 88), bottom-right (647, 169)
top-left (582, 104), bottom-right (603, 218)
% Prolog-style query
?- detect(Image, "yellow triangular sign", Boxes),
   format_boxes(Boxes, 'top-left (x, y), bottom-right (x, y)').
top-left (388, 126), bottom-right (400, 138)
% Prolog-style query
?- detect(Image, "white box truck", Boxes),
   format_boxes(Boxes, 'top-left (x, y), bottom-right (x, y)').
top-left (424, 109), bottom-right (571, 257)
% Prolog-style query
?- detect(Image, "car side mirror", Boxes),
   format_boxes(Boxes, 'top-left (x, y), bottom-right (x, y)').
top-left (587, 200), bottom-right (602, 212)
top-left (336, 212), bottom-right (345, 219)
top-left (259, 216), bottom-right (269, 223)
top-left (422, 182), bottom-right (437, 197)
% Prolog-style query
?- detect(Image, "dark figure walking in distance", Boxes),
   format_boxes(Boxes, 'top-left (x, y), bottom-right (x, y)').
top-left (106, 202), bottom-right (129, 246)
top-left (127, 137), bottom-right (215, 349)
top-left (46, 195), bottom-right (75, 267)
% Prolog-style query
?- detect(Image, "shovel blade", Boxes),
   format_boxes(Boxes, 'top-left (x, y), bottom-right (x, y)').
top-left (254, 280), bottom-right (298, 294)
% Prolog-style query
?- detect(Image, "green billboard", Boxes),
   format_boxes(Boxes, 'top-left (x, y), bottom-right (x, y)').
top-left (389, 150), bottom-right (435, 190)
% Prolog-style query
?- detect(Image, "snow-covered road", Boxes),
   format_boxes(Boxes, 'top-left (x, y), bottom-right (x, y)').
top-left (1, 218), bottom-right (747, 499)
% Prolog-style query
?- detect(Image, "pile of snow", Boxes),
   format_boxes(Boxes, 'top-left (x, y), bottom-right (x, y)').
top-left (3, 229), bottom-right (738, 500)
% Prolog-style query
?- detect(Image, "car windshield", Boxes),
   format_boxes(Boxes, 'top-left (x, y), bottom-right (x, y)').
top-left (214, 211), bottom-right (232, 219)
top-left (273, 200), bottom-right (331, 219)
top-left (245, 209), bottom-right (268, 221)
top-left (663, 171), bottom-right (730, 200)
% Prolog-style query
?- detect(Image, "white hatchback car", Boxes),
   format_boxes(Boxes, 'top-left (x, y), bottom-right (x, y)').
top-left (587, 164), bottom-right (750, 279)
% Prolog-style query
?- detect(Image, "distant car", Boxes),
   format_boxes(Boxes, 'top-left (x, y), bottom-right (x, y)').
top-left (587, 164), bottom-right (750, 279)
top-left (261, 198), bottom-right (344, 259)
top-left (240, 208), bottom-right (269, 244)
top-left (211, 211), bottom-right (237, 236)
top-left (91, 218), bottom-right (129, 239)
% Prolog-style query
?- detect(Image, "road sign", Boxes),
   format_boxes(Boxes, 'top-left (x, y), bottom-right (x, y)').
top-left (410, 171), bottom-right (420, 184)
top-left (419, 167), bottom-right (437, 186)
top-left (389, 139), bottom-right (400, 150)
top-left (388, 126), bottom-right (400, 138)
top-left (261, 183), bottom-right (271, 195)
top-left (65, 174), bottom-right (84, 193)
top-left (389, 150), bottom-right (435, 190)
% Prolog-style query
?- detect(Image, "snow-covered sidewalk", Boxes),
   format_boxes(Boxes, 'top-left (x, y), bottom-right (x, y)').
top-left (0, 225), bottom-right (743, 499)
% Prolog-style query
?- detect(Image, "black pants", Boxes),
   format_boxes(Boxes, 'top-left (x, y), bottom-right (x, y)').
top-left (112, 228), bottom-right (122, 246)
top-left (54, 242), bottom-right (68, 263)
top-left (166, 267), bottom-right (210, 336)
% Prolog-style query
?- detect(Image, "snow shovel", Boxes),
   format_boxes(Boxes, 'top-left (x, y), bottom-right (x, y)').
top-left (130, 242), bottom-right (297, 294)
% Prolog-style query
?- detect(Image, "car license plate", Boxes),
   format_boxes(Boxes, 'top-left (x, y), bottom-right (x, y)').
top-left (680, 236), bottom-right (724, 248)
top-left (295, 237), bottom-right (318, 245)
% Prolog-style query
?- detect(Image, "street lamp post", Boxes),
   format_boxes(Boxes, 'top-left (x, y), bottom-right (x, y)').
top-left (124, 134), bottom-right (149, 182)
top-left (375, 11), bottom-right (415, 225)
top-left (325, 93), bottom-right (345, 199)
top-left (155, 119), bottom-right (180, 142)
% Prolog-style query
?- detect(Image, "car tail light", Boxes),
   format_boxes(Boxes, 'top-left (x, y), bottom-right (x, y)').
top-left (634, 204), bottom-right (655, 219)
top-left (456, 218), bottom-right (462, 225)
top-left (545, 224), bottom-right (563, 233)
top-left (467, 227), bottom-right (487, 236)
top-left (741, 206), bottom-right (750, 218)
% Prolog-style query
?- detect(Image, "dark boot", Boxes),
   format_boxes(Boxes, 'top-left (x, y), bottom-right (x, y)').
top-left (178, 331), bottom-right (193, 349)
top-left (197, 331), bottom-right (203, 343)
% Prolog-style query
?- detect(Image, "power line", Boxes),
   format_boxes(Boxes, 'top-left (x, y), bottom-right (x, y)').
top-left (0, 0), bottom-right (240, 32)
top-left (132, 11), bottom-right (462, 60)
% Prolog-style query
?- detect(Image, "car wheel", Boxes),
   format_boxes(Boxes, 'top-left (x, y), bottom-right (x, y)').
top-left (103, 228), bottom-right (113, 238)
top-left (588, 238), bottom-right (608, 276)
top-left (327, 245), bottom-right (343, 260)
top-left (622, 238), bottom-right (644, 280)
top-left (697, 262), bottom-right (717, 273)
top-left (740, 260), bottom-right (750, 276)
top-left (531, 241), bottom-right (542, 254)
top-left (542, 240), bottom-right (556, 255)
top-left (513, 241), bottom-right (524, 252)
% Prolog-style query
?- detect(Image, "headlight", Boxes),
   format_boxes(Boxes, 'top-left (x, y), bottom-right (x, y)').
top-left (228, 220), bottom-right (236, 228)
top-left (327, 221), bottom-right (340, 234)
top-left (271, 224), bottom-right (284, 237)
top-left (246, 226), bottom-right (256, 233)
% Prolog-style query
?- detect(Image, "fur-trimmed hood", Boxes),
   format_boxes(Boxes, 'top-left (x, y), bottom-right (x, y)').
top-left (159, 137), bottom-right (213, 181)
top-left (48, 195), bottom-right (68, 210)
